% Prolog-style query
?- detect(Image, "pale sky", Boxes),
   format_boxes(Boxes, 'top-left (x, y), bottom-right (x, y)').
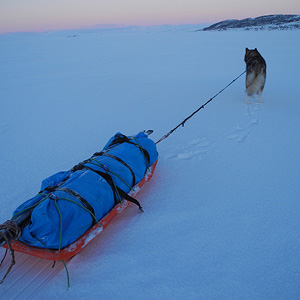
top-left (1, 0), bottom-right (300, 34)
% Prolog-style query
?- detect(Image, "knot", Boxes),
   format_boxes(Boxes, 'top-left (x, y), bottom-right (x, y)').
top-left (0, 220), bottom-right (21, 242)
top-left (0, 220), bottom-right (22, 284)
top-left (49, 193), bottom-right (59, 201)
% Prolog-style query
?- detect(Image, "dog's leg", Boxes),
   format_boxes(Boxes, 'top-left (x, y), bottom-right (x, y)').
top-left (258, 92), bottom-right (263, 103)
top-left (258, 85), bottom-right (264, 103)
top-left (246, 95), bottom-right (250, 104)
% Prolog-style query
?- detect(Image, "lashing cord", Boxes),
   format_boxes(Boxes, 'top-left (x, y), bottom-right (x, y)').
top-left (0, 220), bottom-right (21, 284)
top-left (156, 69), bottom-right (247, 144)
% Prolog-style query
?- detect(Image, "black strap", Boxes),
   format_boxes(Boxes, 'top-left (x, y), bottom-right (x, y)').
top-left (105, 133), bottom-right (131, 149)
top-left (40, 175), bottom-right (70, 194)
top-left (115, 187), bottom-right (144, 212)
top-left (77, 166), bottom-right (119, 205)
top-left (56, 187), bottom-right (96, 222)
top-left (94, 134), bottom-right (151, 166)
top-left (77, 166), bottom-right (143, 211)
top-left (126, 140), bottom-right (150, 166)
top-left (99, 153), bottom-right (136, 187)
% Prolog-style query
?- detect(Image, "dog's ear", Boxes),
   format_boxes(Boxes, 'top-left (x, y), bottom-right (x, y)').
top-left (245, 47), bottom-right (249, 53)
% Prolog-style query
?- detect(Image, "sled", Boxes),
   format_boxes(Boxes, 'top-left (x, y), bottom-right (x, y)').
top-left (2, 159), bottom-right (157, 261)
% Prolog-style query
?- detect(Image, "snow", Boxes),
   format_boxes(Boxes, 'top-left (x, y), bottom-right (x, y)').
top-left (1, 26), bottom-right (300, 299)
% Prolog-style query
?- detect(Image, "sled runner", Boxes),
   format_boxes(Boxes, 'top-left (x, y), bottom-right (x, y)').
top-left (0, 131), bottom-right (158, 282)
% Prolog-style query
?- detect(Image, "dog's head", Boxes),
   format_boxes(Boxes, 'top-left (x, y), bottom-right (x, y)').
top-left (244, 48), bottom-right (261, 63)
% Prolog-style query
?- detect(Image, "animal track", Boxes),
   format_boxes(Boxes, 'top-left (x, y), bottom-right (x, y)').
top-left (227, 104), bottom-right (261, 143)
top-left (165, 104), bottom-right (262, 161)
top-left (165, 138), bottom-right (212, 160)
top-left (176, 150), bottom-right (202, 160)
top-left (227, 132), bottom-right (250, 143)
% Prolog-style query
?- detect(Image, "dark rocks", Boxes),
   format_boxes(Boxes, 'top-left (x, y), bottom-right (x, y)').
top-left (201, 14), bottom-right (300, 31)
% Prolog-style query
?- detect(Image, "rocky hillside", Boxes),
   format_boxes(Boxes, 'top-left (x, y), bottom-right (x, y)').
top-left (201, 14), bottom-right (300, 31)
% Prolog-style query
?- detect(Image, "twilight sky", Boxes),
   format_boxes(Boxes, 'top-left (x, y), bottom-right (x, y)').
top-left (1, 0), bottom-right (300, 34)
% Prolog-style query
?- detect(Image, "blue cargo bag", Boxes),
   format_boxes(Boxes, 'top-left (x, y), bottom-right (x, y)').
top-left (13, 132), bottom-right (158, 249)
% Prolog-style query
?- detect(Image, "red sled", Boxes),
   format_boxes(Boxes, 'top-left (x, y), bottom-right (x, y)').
top-left (3, 159), bottom-right (157, 261)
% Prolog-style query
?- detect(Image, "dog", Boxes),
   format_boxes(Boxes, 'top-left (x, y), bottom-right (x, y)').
top-left (244, 48), bottom-right (266, 104)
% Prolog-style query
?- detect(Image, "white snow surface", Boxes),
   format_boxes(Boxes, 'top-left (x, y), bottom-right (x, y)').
top-left (1, 26), bottom-right (300, 299)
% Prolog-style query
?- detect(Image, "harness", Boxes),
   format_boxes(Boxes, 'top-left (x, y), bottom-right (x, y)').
top-left (245, 57), bottom-right (256, 70)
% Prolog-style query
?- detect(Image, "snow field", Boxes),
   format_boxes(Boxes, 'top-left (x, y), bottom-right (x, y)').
top-left (0, 27), bottom-right (300, 299)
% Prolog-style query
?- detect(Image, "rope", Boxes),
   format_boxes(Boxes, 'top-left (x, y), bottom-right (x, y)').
top-left (61, 259), bottom-right (70, 289)
top-left (12, 195), bottom-right (48, 218)
top-left (0, 195), bottom-right (50, 284)
top-left (89, 159), bottom-right (133, 190)
top-left (156, 69), bottom-right (247, 144)
top-left (0, 220), bottom-right (22, 284)
top-left (49, 193), bottom-right (103, 252)
top-left (53, 195), bottom-right (63, 252)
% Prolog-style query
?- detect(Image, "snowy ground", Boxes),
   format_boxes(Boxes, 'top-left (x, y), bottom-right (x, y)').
top-left (1, 26), bottom-right (300, 299)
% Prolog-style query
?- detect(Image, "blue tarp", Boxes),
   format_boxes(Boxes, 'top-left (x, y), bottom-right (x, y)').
top-left (13, 132), bottom-right (158, 249)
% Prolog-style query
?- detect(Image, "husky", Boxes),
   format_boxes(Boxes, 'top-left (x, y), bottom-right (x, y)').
top-left (244, 48), bottom-right (266, 104)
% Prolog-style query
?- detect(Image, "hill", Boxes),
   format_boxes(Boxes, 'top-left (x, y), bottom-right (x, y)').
top-left (202, 14), bottom-right (300, 31)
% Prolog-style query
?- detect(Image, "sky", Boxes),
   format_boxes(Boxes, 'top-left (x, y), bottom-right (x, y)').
top-left (0, 0), bottom-right (300, 34)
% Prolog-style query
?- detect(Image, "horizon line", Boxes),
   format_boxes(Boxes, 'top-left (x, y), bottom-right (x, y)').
top-left (0, 22), bottom-right (212, 36)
